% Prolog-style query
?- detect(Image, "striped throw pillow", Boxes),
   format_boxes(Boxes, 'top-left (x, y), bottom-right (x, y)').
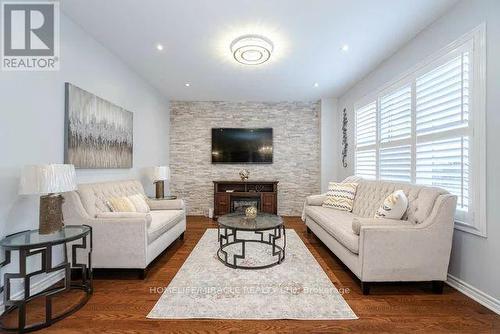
top-left (322, 182), bottom-right (358, 212)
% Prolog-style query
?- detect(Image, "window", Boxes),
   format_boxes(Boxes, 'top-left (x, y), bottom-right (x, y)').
top-left (354, 24), bottom-right (486, 236)
top-left (354, 102), bottom-right (376, 179)
top-left (379, 85), bottom-right (412, 182)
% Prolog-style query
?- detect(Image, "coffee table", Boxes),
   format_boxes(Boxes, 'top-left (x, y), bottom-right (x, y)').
top-left (217, 212), bottom-right (286, 269)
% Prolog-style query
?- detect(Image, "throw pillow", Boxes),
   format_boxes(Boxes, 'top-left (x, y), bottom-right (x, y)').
top-left (374, 190), bottom-right (408, 219)
top-left (107, 196), bottom-right (136, 212)
top-left (341, 175), bottom-right (363, 183)
top-left (322, 182), bottom-right (358, 212)
top-left (128, 194), bottom-right (150, 213)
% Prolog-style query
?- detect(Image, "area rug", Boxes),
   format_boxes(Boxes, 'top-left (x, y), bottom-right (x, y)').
top-left (147, 229), bottom-right (357, 320)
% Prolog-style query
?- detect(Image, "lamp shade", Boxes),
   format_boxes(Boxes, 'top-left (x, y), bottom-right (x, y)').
top-left (150, 166), bottom-right (169, 182)
top-left (19, 164), bottom-right (77, 195)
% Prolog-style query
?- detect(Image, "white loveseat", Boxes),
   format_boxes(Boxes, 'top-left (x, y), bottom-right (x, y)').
top-left (62, 180), bottom-right (186, 277)
top-left (303, 179), bottom-right (457, 294)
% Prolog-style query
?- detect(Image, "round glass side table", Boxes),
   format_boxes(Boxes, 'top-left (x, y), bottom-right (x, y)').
top-left (0, 225), bottom-right (92, 333)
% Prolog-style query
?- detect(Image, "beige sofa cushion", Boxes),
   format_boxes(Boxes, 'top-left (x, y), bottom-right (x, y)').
top-left (352, 180), bottom-right (447, 224)
top-left (77, 180), bottom-right (146, 217)
top-left (305, 206), bottom-right (359, 254)
top-left (148, 210), bottom-right (185, 244)
top-left (322, 182), bottom-right (358, 212)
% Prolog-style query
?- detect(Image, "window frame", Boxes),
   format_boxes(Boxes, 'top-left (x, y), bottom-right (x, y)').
top-left (353, 24), bottom-right (486, 237)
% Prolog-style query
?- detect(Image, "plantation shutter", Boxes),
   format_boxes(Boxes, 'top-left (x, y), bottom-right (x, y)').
top-left (355, 102), bottom-right (377, 180)
top-left (415, 52), bottom-right (470, 213)
top-left (353, 28), bottom-right (484, 233)
top-left (355, 149), bottom-right (376, 180)
top-left (355, 102), bottom-right (377, 147)
top-left (379, 86), bottom-right (412, 182)
top-left (380, 86), bottom-right (412, 142)
top-left (415, 54), bottom-right (469, 136)
top-left (379, 145), bottom-right (411, 182)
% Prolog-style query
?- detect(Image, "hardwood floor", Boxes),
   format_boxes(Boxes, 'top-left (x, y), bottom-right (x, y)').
top-left (6, 216), bottom-right (499, 333)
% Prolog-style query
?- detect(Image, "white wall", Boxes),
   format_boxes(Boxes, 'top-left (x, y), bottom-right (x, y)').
top-left (337, 0), bottom-right (500, 304)
top-left (0, 13), bottom-right (169, 301)
top-left (320, 98), bottom-right (340, 192)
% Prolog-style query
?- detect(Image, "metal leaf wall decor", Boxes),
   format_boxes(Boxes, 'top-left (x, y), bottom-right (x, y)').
top-left (341, 108), bottom-right (348, 168)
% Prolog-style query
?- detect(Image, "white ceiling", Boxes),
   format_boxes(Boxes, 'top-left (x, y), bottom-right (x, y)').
top-left (61, 0), bottom-right (458, 101)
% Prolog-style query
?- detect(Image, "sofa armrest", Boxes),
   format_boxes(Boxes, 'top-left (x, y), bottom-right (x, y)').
top-left (62, 190), bottom-right (150, 269)
top-left (301, 194), bottom-right (326, 221)
top-left (306, 194), bottom-right (327, 206)
top-left (85, 215), bottom-right (149, 268)
top-left (359, 194), bottom-right (457, 282)
top-left (62, 191), bottom-right (92, 222)
top-left (352, 217), bottom-right (413, 235)
top-left (147, 198), bottom-right (185, 211)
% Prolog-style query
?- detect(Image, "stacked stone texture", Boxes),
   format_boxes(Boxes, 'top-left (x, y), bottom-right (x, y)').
top-left (169, 101), bottom-right (321, 216)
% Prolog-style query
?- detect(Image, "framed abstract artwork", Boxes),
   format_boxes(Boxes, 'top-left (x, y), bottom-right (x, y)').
top-left (64, 83), bottom-right (133, 168)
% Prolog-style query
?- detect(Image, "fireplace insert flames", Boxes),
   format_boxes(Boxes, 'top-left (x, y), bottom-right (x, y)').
top-left (231, 197), bottom-right (261, 213)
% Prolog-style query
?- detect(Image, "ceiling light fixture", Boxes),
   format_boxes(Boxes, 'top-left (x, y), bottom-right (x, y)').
top-left (314, 82), bottom-right (319, 87)
top-left (156, 43), bottom-right (164, 51)
top-left (341, 44), bottom-right (349, 52)
top-left (185, 83), bottom-right (190, 87)
top-left (230, 35), bottom-right (273, 65)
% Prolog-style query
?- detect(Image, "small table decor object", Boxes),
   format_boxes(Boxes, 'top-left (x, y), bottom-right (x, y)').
top-left (217, 212), bottom-right (286, 270)
top-left (0, 225), bottom-right (92, 333)
top-left (239, 169), bottom-right (249, 181)
top-left (19, 164), bottom-right (77, 234)
top-left (245, 206), bottom-right (257, 219)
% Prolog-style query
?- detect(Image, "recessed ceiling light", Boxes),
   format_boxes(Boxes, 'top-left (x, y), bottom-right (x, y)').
top-left (341, 44), bottom-right (349, 52)
top-left (185, 83), bottom-right (190, 87)
top-left (230, 35), bottom-right (274, 65)
top-left (314, 82), bottom-right (319, 87)
top-left (156, 44), bottom-right (164, 51)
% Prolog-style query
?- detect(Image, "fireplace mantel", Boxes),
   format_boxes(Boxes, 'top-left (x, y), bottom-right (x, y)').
top-left (213, 181), bottom-right (278, 218)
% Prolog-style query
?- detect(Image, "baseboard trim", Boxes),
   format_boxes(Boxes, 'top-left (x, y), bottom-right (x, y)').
top-left (0, 271), bottom-right (65, 314)
top-left (446, 273), bottom-right (500, 315)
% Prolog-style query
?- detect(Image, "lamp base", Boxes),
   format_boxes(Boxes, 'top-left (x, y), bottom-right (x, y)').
top-left (39, 194), bottom-right (64, 234)
top-left (155, 181), bottom-right (165, 199)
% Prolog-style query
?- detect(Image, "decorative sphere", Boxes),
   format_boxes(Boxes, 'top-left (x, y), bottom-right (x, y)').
top-left (239, 169), bottom-right (250, 181)
top-left (245, 206), bottom-right (257, 219)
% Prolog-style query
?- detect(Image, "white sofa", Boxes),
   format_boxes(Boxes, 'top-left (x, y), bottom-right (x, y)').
top-left (303, 179), bottom-right (457, 294)
top-left (62, 180), bottom-right (186, 277)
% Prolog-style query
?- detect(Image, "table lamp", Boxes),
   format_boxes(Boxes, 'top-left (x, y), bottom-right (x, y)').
top-left (150, 166), bottom-right (169, 199)
top-left (19, 164), bottom-right (77, 234)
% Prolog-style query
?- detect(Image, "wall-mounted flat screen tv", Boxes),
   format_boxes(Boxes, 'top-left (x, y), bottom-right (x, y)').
top-left (212, 128), bottom-right (273, 164)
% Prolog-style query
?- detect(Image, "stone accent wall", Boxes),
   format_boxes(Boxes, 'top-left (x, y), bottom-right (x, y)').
top-left (169, 101), bottom-right (321, 216)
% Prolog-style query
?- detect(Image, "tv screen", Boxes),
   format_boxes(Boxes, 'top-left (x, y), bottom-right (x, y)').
top-left (212, 128), bottom-right (273, 164)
